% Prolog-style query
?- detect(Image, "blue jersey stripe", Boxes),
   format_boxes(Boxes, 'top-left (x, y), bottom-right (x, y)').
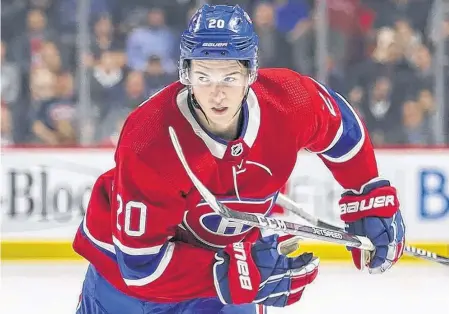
top-left (321, 88), bottom-right (364, 160)
top-left (79, 224), bottom-right (117, 261)
top-left (80, 220), bottom-right (172, 283)
top-left (114, 242), bottom-right (171, 281)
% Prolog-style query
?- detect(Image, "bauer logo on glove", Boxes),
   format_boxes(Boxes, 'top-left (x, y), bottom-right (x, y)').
top-left (340, 195), bottom-right (396, 216)
top-left (214, 235), bottom-right (319, 307)
top-left (339, 178), bottom-right (406, 274)
top-left (231, 242), bottom-right (254, 290)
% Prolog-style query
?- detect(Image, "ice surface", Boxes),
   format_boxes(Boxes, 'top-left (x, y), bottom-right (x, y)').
top-left (1, 262), bottom-right (447, 314)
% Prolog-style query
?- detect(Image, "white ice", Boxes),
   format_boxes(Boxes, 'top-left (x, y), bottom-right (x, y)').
top-left (0, 262), bottom-right (448, 314)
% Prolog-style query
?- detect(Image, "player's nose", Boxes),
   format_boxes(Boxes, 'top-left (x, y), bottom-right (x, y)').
top-left (210, 86), bottom-right (225, 103)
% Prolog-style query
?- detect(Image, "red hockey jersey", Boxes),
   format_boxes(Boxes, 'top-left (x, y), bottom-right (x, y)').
top-left (73, 68), bottom-right (379, 302)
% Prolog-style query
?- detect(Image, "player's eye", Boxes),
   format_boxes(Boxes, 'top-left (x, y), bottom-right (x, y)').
top-left (223, 77), bottom-right (236, 83)
top-left (198, 76), bottom-right (210, 83)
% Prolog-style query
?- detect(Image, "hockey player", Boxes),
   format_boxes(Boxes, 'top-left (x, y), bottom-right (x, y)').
top-left (73, 4), bottom-right (405, 314)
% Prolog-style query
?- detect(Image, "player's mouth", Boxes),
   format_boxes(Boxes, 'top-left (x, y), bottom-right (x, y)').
top-left (212, 107), bottom-right (228, 115)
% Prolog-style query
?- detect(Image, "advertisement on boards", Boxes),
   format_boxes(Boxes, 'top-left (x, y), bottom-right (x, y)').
top-left (1, 148), bottom-right (448, 242)
top-left (1, 149), bottom-right (114, 239)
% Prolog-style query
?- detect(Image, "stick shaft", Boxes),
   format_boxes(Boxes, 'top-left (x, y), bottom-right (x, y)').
top-left (276, 193), bottom-right (449, 266)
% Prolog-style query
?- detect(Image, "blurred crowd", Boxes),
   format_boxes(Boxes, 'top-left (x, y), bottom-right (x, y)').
top-left (1, 0), bottom-right (448, 147)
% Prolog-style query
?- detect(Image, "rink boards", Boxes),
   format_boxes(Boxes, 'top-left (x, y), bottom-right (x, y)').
top-left (1, 147), bottom-right (449, 261)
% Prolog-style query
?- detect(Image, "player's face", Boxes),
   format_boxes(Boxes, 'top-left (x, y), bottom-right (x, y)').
top-left (190, 60), bottom-right (248, 125)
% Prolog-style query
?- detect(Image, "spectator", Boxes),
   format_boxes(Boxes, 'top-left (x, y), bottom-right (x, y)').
top-left (89, 51), bottom-right (124, 111)
top-left (399, 99), bottom-right (435, 145)
top-left (410, 44), bottom-right (434, 87)
top-left (30, 68), bottom-right (76, 145)
top-left (406, 44), bottom-right (435, 111)
top-left (123, 71), bottom-right (147, 109)
top-left (274, 0), bottom-right (313, 74)
top-left (40, 41), bottom-right (63, 74)
top-left (252, 1), bottom-right (293, 69)
top-left (348, 27), bottom-right (414, 111)
top-left (10, 9), bottom-right (58, 73)
top-left (144, 56), bottom-right (176, 97)
top-left (346, 27), bottom-right (391, 97)
top-left (87, 15), bottom-right (123, 64)
top-left (88, 51), bottom-right (125, 142)
top-left (358, 76), bottom-right (402, 146)
top-left (28, 0), bottom-right (58, 26)
top-left (393, 17), bottom-right (422, 63)
top-left (126, 7), bottom-right (176, 73)
top-left (347, 85), bottom-right (364, 117)
top-left (325, 0), bottom-right (366, 67)
top-left (416, 88), bottom-right (435, 122)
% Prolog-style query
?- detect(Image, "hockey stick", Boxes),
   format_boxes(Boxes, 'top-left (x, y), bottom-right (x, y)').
top-left (168, 126), bottom-right (375, 255)
top-left (276, 193), bottom-right (449, 266)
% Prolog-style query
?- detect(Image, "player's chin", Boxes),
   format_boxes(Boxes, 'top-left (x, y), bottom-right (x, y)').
top-left (208, 111), bottom-right (232, 122)
top-left (212, 117), bottom-right (235, 128)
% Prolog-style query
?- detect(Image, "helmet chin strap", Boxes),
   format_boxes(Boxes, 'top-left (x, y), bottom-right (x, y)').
top-left (187, 85), bottom-right (251, 126)
top-left (187, 86), bottom-right (209, 123)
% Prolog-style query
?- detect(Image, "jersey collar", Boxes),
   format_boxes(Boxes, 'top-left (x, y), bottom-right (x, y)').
top-left (176, 88), bottom-right (261, 159)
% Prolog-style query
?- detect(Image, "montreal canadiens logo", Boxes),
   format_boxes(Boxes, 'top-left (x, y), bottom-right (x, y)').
top-left (191, 195), bottom-right (276, 235)
top-left (231, 143), bottom-right (243, 156)
top-left (200, 213), bottom-right (251, 235)
top-left (183, 194), bottom-right (278, 247)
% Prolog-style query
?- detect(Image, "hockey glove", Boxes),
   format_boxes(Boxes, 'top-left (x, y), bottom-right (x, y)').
top-left (213, 234), bottom-right (319, 307)
top-left (339, 178), bottom-right (405, 274)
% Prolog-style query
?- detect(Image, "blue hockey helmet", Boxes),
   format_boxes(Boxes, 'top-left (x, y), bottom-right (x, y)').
top-left (179, 4), bottom-right (259, 85)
